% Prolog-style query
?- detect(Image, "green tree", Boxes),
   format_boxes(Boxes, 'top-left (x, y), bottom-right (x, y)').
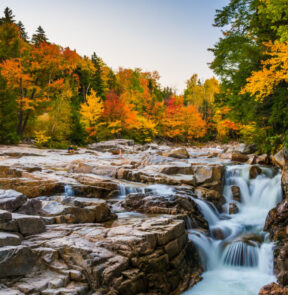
top-left (17, 21), bottom-right (29, 41)
top-left (211, 0), bottom-right (288, 151)
top-left (91, 52), bottom-right (105, 100)
top-left (0, 7), bottom-right (15, 24)
top-left (32, 26), bottom-right (48, 46)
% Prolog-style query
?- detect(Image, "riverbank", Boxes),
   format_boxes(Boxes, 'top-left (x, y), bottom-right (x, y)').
top-left (0, 140), bottom-right (286, 294)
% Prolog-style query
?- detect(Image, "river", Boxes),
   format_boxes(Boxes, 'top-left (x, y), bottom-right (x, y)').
top-left (183, 164), bottom-right (282, 295)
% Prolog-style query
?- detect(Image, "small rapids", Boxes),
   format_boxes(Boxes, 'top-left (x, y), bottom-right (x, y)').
top-left (183, 164), bottom-right (282, 295)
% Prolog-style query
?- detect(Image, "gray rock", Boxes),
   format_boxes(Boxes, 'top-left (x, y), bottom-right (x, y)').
top-left (0, 209), bottom-right (12, 221)
top-left (0, 245), bottom-right (36, 278)
top-left (12, 213), bottom-right (46, 236)
top-left (16, 199), bottom-right (42, 215)
top-left (88, 139), bottom-right (134, 152)
top-left (0, 190), bottom-right (27, 212)
top-left (0, 232), bottom-right (22, 247)
top-left (164, 148), bottom-right (190, 159)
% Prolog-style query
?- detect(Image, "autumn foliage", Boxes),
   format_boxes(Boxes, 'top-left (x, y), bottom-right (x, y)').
top-left (0, 7), bottom-right (223, 146)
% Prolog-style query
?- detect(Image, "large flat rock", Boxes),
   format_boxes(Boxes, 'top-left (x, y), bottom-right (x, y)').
top-left (0, 245), bottom-right (35, 278)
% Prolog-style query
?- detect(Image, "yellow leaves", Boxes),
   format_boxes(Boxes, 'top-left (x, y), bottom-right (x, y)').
top-left (78, 56), bottom-right (96, 73)
top-left (80, 90), bottom-right (104, 136)
top-left (34, 130), bottom-right (51, 147)
top-left (242, 41), bottom-right (288, 100)
top-left (107, 121), bottom-right (122, 134)
top-left (213, 107), bottom-right (239, 140)
top-left (182, 105), bottom-right (206, 139)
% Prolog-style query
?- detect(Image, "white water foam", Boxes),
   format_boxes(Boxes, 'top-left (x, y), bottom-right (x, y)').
top-left (184, 165), bottom-right (282, 295)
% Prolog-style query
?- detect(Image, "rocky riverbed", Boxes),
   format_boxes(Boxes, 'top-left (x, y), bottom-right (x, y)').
top-left (0, 140), bottom-right (287, 295)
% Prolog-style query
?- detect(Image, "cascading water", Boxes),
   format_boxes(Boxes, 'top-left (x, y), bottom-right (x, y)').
top-left (183, 164), bottom-right (282, 295)
top-left (116, 183), bottom-right (139, 199)
top-left (64, 184), bottom-right (74, 197)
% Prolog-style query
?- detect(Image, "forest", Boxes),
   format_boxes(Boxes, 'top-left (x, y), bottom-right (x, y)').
top-left (0, 0), bottom-right (288, 153)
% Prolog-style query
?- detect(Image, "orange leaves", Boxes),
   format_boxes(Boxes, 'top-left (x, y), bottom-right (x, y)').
top-left (0, 58), bottom-right (37, 111)
top-left (104, 91), bottom-right (138, 130)
top-left (31, 43), bottom-right (81, 80)
top-left (182, 105), bottom-right (206, 139)
top-left (213, 107), bottom-right (239, 140)
top-left (0, 58), bottom-right (32, 87)
top-left (161, 96), bottom-right (206, 141)
top-left (242, 41), bottom-right (288, 100)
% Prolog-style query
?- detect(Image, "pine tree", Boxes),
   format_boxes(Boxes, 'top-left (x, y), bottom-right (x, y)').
top-left (32, 26), bottom-right (48, 46)
top-left (0, 77), bottom-right (19, 143)
top-left (0, 7), bottom-right (15, 24)
top-left (91, 52), bottom-right (105, 100)
top-left (17, 21), bottom-right (29, 41)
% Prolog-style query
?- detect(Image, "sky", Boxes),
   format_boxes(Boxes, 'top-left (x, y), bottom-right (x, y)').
top-left (0, 0), bottom-right (228, 93)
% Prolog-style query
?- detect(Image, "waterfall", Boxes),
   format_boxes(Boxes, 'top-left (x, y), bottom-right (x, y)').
top-left (222, 241), bottom-right (259, 267)
top-left (64, 184), bottom-right (74, 197)
top-left (146, 184), bottom-right (174, 196)
top-left (192, 197), bottom-right (219, 226)
top-left (117, 183), bottom-right (141, 199)
top-left (183, 164), bottom-right (282, 295)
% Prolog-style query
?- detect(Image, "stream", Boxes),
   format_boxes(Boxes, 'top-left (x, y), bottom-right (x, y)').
top-left (183, 164), bottom-right (282, 295)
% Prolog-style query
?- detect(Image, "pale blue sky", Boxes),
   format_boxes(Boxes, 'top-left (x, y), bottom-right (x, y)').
top-left (0, 0), bottom-right (228, 92)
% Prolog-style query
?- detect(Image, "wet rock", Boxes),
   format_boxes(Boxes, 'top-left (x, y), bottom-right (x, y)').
top-left (231, 185), bottom-right (241, 202)
top-left (194, 187), bottom-right (225, 211)
top-left (228, 203), bottom-right (239, 214)
top-left (163, 148), bottom-right (190, 159)
top-left (72, 176), bottom-right (119, 198)
top-left (211, 227), bottom-right (226, 240)
top-left (0, 245), bottom-right (36, 278)
top-left (256, 154), bottom-right (270, 165)
top-left (0, 190), bottom-right (27, 212)
top-left (272, 149), bottom-right (287, 170)
top-left (264, 197), bottom-right (288, 288)
top-left (238, 233), bottom-right (264, 246)
top-left (231, 152), bottom-right (249, 163)
top-left (193, 165), bottom-right (225, 192)
top-left (249, 165), bottom-right (262, 179)
top-left (282, 165), bottom-right (288, 197)
top-left (122, 193), bottom-right (208, 230)
top-left (259, 282), bottom-right (288, 295)
top-left (247, 155), bottom-right (257, 165)
top-left (265, 199), bottom-right (288, 242)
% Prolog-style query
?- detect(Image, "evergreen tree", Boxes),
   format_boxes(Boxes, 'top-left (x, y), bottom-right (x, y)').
top-left (107, 68), bottom-right (116, 91)
top-left (91, 52), bottom-right (105, 100)
top-left (0, 77), bottom-right (19, 143)
top-left (0, 7), bottom-right (15, 24)
top-left (17, 21), bottom-right (29, 41)
top-left (32, 26), bottom-right (48, 46)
